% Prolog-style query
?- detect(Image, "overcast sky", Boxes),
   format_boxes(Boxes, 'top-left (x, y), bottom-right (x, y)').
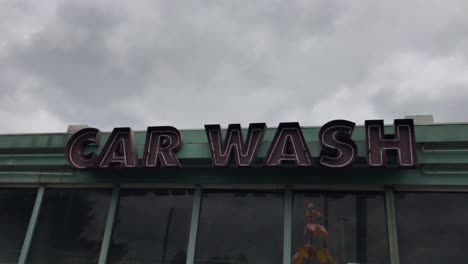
top-left (1, 0), bottom-right (468, 133)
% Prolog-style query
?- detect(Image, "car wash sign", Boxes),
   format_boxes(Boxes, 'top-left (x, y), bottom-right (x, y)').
top-left (65, 119), bottom-right (417, 169)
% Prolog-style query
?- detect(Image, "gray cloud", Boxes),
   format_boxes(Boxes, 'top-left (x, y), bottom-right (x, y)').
top-left (1, 0), bottom-right (468, 133)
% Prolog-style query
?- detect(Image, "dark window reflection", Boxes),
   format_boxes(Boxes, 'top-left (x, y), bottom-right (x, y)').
top-left (107, 189), bottom-right (193, 264)
top-left (28, 188), bottom-right (112, 264)
top-left (292, 191), bottom-right (389, 264)
top-left (194, 190), bottom-right (284, 264)
top-left (0, 188), bottom-right (37, 263)
top-left (396, 192), bottom-right (468, 263)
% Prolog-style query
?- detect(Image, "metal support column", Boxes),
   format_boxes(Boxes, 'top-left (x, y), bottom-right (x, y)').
top-left (18, 186), bottom-right (45, 264)
top-left (283, 187), bottom-right (293, 264)
top-left (98, 185), bottom-right (120, 264)
top-left (186, 185), bottom-right (202, 264)
top-left (385, 188), bottom-right (400, 264)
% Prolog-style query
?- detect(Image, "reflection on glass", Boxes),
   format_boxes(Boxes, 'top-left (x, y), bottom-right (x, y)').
top-left (292, 192), bottom-right (389, 264)
top-left (194, 190), bottom-right (284, 264)
top-left (396, 192), bottom-right (468, 263)
top-left (0, 188), bottom-right (37, 263)
top-left (107, 189), bottom-right (193, 264)
top-left (27, 188), bottom-right (112, 264)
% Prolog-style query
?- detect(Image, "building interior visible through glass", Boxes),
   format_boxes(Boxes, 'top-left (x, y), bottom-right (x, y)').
top-left (194, 190), bottom-right (284, 264)
top-left (3, 187), bottom-right (468, 263)
top-left (292, 192), bottom-right (389, 264)
top-left (0, 189), bottom-right (36, 263)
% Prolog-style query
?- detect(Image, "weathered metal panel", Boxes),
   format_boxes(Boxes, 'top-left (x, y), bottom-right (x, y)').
top-left (0, 124), bottom-right (467, 185)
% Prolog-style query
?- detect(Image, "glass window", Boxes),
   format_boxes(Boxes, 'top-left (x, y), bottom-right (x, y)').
top-left (0, 188), bottom-right (37, 263)
top-left (107, 189), bottom-right (193, 264)
top-left (292, 191), bottom-right (389, 264)
top-left (194, 190), bottom-right (284, 264)
top-left (28, 188), bottom-right (112, 264)
top-left (396, 192), bottom-right (468, 263)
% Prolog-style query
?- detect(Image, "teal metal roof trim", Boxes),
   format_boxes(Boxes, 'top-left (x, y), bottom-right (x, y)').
top-left (0, 124), bottom-right (467, 186)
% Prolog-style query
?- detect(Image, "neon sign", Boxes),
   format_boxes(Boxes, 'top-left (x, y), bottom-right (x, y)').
top-left (65, 119), bottom-right (418, 169)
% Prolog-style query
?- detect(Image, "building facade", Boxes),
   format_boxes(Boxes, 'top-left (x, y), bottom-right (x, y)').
top-left (1, 121), bottom-right (468, 264)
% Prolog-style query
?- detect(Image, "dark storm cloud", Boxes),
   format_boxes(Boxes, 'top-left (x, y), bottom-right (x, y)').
top-left (1, 0), bottom-right (468, 132)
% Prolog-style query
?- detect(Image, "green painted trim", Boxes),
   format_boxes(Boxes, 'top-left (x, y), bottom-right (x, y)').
top-left (1, 124), bottom-right (468, 172)
top-left (283, 187), bottom-right (292, 264)
top-left (0, 124), bottom-right (468, 155)
top-left (385, 189), bottom-right (400, 264)
top-left (18, 186), bottom-right (45, 264)
top-left (98, 185), bottom-right (120, 264)
top-left (2, 124), bottom-right (468, 150)
top-left (2, 145), bottom-right (468, 168)
top-left (3, 167), bottom-right (468, 186)
top-left (186, 185), bottom-right (202, 264)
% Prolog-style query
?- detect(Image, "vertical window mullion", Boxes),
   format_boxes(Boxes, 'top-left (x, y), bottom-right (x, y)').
top-left (18, 185), bottom-right (45, 264)
top-left (186, 185), bottom-right (202, 264)
top-left (385, 188), bottom-right (400, 264)
top-left (98, 185), bottom-right (120, 264)
top-left (283, 186), bottom-right (292, 264)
